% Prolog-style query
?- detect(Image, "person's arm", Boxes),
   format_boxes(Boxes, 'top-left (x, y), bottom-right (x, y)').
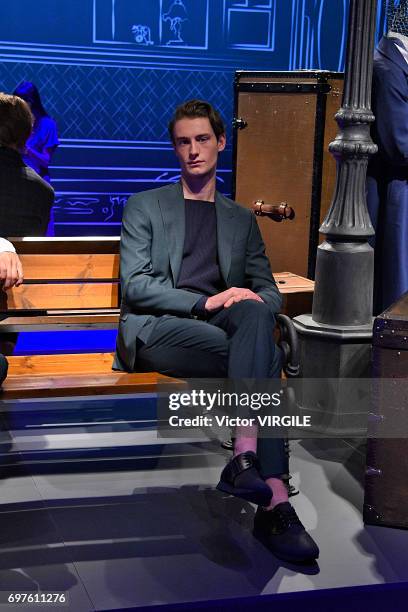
top-left (25, 145), bottom-right (56, 169)
top-left (120, 195), bottom-right (206, 316)
top-left (0, 239), bottom-right (23, 289)
top-left (25, 117), bottom-right (59, 171)
top-left (243, 213), bottom-right (282, 312)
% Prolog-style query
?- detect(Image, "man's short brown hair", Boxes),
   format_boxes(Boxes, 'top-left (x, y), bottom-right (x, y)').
top-left (0, 92), bottom-right (33, 150)
top-left (168, 99), bottom-right (225, 143)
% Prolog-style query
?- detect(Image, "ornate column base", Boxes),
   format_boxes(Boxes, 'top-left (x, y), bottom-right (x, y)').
top-left (293, 314), bottom-right (373, 436)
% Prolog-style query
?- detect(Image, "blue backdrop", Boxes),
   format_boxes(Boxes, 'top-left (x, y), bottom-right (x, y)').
top-left (0, 0), bottom-right (388, 236)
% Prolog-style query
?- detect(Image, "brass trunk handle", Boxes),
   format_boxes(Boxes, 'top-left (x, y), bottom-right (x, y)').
top-left (253, 200), bottom-right (295, 222)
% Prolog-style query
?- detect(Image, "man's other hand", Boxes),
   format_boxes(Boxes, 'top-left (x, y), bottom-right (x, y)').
top-left (205, 287), bottom-right (263, 311)
top-left (0, 252), bottom-right (24, 290)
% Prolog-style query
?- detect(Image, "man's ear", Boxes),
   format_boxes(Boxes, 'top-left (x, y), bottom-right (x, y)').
top-left (217, 133), bottom-right (226, 152)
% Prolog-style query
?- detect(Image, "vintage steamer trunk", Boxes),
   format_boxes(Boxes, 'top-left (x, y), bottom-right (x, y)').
top-left (232, 70), bottom-right (343, 278)
top-left (364, 292), bottom-right (408, 529)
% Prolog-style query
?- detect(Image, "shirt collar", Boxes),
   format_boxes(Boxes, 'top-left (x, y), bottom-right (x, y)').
top-left (388, 31), bottom-right (408, 65)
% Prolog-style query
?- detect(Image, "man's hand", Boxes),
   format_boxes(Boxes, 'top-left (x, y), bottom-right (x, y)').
top-left (0, 252), bottom-right (24, 290)
top-left (205, 287), bottom-right (263, 312)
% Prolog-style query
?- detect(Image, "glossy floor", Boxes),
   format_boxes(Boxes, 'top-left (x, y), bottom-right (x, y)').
top-left (0, 434), bottom-right (407, 611)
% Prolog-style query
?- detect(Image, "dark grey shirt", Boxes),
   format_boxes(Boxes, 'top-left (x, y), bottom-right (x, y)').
top-left (177, 198), bottom-right (226, 298)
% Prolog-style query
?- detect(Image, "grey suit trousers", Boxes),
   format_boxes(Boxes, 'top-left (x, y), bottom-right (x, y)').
top-left (136, 300), bottom-right (288, 478)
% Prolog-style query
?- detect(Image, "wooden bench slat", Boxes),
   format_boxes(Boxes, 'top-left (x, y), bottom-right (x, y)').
top-left (7, 352), bottom-right (117, 375)
top-left (0, 314), bottom-right (119, 332)
top-left (3, 353), bottom-right (182, 399)
top-left (19, 254), bottom-right (119, 281)
top-left (1, 283), bottom-right (119, 310)
top-left (10, 237), bottom-right (120, 255)
top-left (48, 309), bottom-right (120, 314)
top-left (0, 315), bottom-right (119, 324)
top-left (1, 371), bottom-right (180, 399)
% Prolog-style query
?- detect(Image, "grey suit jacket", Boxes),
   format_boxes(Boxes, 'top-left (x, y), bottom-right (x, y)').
top-left (113, 182), bottom-right (282, 371)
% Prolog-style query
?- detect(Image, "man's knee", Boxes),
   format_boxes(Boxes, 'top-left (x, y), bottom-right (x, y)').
top-left (149, 315), bottom-right (227, 351)
top-left (137, 316), bottom-right (229, 378)
top-left (229, 300), bottom-right (276, 325)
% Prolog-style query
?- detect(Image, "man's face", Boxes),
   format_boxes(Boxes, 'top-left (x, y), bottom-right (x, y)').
top-left (172, 117), bottom-right (226, 180)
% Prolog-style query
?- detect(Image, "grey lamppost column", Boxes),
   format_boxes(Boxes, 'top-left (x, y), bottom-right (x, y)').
top-left (293, 0), bottom-right (378, 434)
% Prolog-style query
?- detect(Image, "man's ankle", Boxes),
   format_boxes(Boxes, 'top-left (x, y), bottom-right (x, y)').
top-left (233, 426), bottom-right (258, 457)
top-left (263, 477), bottom-right (289, 510)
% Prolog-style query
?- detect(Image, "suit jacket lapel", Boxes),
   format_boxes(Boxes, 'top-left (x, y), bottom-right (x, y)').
top-left (215, 191), bottom-right (236, 283)
top-left (158, 182), bottom-right (185, 284)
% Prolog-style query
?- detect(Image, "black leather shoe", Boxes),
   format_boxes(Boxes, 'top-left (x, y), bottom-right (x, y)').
top-left (253, 502), bottom-right (319, 564)
top-left (216, 451), bottom-right (272, 506)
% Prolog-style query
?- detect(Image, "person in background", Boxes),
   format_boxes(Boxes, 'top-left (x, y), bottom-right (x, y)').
top-left (0, 91), bottom-right (42, 382)
top-left (367, 0), bottom-right (408, 314)
top-left (0, 92), bottom-right (54, 235)
top-left (13, 81), bottom-right (59, 235)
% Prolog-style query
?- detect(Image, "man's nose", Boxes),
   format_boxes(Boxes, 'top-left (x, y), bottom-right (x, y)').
top-left (189, 141), bottom-right (199, 157)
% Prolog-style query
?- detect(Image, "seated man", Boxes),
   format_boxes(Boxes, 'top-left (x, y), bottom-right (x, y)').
top-left (0, 92), bottom-right (54, 236)
top-left (114, 100), bottom-right (318, 563)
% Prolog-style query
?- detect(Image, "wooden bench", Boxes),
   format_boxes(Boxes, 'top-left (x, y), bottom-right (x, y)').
top-left (0, 237), bottom-right (120, 333)
top-left (0, 238), bottom-right (314, 400)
